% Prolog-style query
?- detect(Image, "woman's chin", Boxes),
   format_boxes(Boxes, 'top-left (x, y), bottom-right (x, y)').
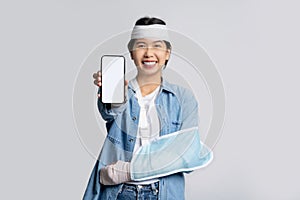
top-left (142, 64), bottom-right (157, 69)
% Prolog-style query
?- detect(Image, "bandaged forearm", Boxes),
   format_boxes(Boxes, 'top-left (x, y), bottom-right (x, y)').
top-left (100, 160), bottom-right (131, 185)
top-left (130, 127), bottom-right (213, 181)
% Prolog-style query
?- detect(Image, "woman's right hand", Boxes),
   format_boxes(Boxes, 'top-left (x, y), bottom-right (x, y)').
top-left (93, 70), bottom-right (102, 87)
top-left (93, 71), bottom-right (102, 98)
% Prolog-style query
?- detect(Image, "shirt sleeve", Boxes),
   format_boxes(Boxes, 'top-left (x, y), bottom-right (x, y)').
top-left (97, 88), bottom-right (128, 122)
top-left (82, 160), bottom-right (104, 199)
top-left (180, 88), bottom-right (199, 130)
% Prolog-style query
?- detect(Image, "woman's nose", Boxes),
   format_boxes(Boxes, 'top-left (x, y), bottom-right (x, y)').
top-left (144, 47), bottom-right (154, 57)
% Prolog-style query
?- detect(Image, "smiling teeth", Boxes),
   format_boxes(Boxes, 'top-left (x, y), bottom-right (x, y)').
top-left (143, 61), bottom-right (156, 65)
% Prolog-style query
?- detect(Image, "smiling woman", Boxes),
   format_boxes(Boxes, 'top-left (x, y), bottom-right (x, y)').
top-left (130, 38), bottom-right (170, 92)
top-left (83, 16), bottom-right (213, 200)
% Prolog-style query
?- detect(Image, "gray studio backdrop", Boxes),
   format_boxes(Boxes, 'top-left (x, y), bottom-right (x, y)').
top-left (0, 0), bottom-right (299, 199)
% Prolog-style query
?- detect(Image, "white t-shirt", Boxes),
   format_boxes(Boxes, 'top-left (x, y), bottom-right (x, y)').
top-left (127, 78), bottom-right (161, 185)
top-left (132, 78), bottom-right (160, 153)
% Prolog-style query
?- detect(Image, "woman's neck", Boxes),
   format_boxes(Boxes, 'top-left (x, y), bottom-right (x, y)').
top-left (136, 75), bottom-right (161, 97)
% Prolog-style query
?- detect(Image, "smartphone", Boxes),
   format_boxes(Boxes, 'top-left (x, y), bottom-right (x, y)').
top-left (100, 55), bottom-right (125, 103)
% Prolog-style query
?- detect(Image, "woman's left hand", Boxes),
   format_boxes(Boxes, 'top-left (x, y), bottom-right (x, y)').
top-left (100, 160), bottom-right (131, 185)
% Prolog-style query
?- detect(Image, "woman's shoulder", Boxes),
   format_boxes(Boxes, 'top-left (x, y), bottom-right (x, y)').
top-left (162, 80), bottom-right (197, 102)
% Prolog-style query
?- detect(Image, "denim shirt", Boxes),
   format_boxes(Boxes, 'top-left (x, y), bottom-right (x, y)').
top-left (83, 79), bottom-right (199, 200)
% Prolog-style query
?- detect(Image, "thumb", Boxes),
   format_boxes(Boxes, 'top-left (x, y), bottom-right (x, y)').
top-left (124, 80), bottom-right (129, 102)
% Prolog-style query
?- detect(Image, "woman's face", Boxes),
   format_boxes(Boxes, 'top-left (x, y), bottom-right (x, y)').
top-left (131, 38), bottom-right (170, 78)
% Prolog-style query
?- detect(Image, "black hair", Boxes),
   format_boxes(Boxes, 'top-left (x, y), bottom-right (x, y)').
top-left (127, 17), bottom-right (172, 66)
top-left (135, 17), bottom-right (166, 26)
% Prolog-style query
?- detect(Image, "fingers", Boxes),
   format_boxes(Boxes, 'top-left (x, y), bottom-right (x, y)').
top-left (100, 161), bottom-right (131, 185)
top-left (93, 71), bottom-right (101, 78)
top-left (100, 166), bottom-right (114, 185)
top-left (92, 72), bottom-right (97, 79)
top-left (94, 79), bottom-right (102, 86)
top-left (93, 71), bottom-right (102, 87)
top-left (93, 71), bottom-right (101, 98)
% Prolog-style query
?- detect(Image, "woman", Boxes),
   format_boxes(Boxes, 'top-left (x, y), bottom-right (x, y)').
top-left (83, 17), bottom-right (210, 200)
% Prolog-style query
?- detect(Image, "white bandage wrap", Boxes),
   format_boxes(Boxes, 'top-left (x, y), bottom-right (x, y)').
top-left (131, 24), bottom-right (170, 41)
top-left (100, 160), bottom-right (131, 185)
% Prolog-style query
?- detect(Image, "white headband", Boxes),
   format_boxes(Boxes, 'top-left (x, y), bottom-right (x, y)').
top-left (130, 24), bottom-right (170, 41)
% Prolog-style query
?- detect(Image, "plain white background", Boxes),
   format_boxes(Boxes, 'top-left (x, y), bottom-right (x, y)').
top-left (0, 0), bottom-right (299, 199)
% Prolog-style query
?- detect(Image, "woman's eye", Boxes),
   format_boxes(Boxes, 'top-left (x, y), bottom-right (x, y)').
top-left (136, 44), bottom-right (146, 48)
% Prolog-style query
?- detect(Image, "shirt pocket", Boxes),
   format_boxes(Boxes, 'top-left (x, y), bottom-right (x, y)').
top-left (169, 120), bottom-right (182, 133)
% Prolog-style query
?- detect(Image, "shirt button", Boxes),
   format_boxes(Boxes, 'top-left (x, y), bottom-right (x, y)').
top-left (138, 185), bottom-right (143, 189)
top-left (132, 116), bottom-right (136, 121)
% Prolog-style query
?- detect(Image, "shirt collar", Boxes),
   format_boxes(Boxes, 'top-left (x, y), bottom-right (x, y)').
top-left (128, 77), bottom-right (176, 95)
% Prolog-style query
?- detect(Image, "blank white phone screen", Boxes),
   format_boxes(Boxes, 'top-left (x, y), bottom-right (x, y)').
top-left (101, 55), bottom-right (125, 103)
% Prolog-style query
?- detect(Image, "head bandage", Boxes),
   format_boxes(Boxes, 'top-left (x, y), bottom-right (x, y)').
top-left (131, 24), bottom-right (170, 41)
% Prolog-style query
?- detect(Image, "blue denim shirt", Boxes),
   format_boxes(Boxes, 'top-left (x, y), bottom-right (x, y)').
top-left (83, 79), bottom-right (199, 200)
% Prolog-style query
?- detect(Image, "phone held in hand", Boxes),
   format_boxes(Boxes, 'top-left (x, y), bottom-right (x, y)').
top-left (100, 55), bottom-right (125, 104)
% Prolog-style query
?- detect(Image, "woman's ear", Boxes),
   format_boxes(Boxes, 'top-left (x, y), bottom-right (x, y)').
top-left (166, 49), bottom-right (171, 60)
top-left (130, 51), bottom-right (133, 60)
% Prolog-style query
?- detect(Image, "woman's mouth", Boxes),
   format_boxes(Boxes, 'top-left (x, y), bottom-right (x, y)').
top-left (142, 61), bottom-right (157, 68)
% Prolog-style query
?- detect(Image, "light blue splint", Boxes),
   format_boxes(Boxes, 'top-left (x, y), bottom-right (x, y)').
top-left (130, 127), bottom-right (213, 181)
